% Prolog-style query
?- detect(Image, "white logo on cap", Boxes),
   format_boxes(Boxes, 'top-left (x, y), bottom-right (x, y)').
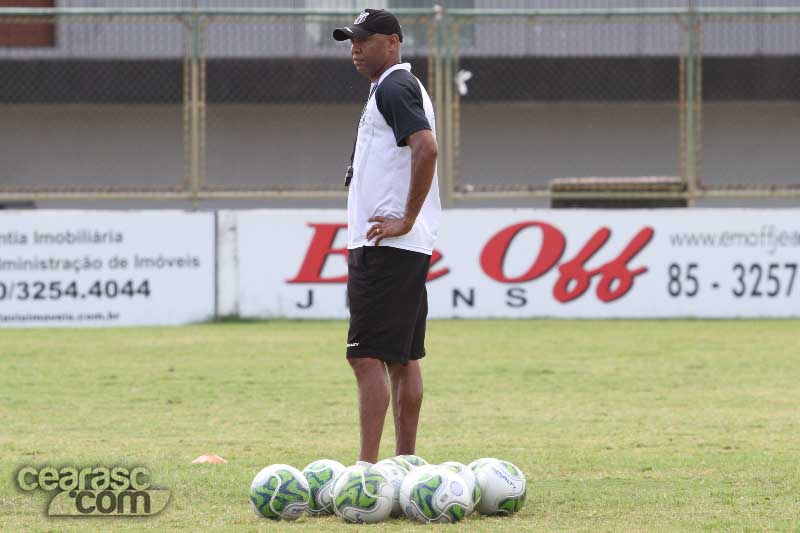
top-left (354, 11), bottom-right (369, 24)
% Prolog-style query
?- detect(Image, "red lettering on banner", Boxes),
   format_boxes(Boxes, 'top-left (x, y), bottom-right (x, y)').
top-left (481, 222), bottom-right (654, 303)
top-left (287, 223), bottom-right (348, 283)
top-left (427, 250), bottom-right (449, 282)
top-left (552, 228), bottom-right (612, 302)
top-left (288, 223), bottom-right (450, 283)
top-left (593, 228), bottom-right (654, 302)
top-left (480, 222), bottom-right (566, 283)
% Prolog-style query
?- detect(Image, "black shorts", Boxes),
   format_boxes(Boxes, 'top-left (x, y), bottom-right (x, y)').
top-left (346, 246), bottom-right (431, 365)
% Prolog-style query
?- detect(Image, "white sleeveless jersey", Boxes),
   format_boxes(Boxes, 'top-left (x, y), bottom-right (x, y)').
top-left (347, 62), bottom-right (441, 255)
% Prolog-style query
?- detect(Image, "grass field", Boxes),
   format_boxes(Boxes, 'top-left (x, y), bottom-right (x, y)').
top-left (1, 320), bottom-right (799, 531)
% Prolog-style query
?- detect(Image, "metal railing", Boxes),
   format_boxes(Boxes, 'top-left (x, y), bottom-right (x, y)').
top-left (1, 6), bottom-right (799, 205)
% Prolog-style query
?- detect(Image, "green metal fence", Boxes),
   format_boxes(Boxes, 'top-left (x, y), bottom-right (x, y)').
top-left (1, 6), bottom-right (799, 205)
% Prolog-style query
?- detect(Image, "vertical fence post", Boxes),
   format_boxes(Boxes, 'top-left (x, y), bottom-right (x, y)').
top-left (443, 10), bottom-right (456, 206)
top-left (183, 15), bottom-right (192, 197)
top-left (189, 10), bottom-right (201, 209)
top-left (684, 9), bottom-right (699, 206)
top-left (199, 16), bottom-right (208, 202)
top-left (450, 17), bottom-right (462, 198)
top-left (694, 14), bottom-right (703, 201)
top-left (431, 4), bottom-right (451, 207)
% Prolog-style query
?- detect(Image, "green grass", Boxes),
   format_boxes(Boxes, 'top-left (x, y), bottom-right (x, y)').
top-left (1, 320), bottom-right (799, 531)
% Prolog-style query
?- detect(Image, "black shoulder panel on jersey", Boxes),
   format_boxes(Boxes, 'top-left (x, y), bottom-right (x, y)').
top-left (375, 70), bottom-right (431, 147)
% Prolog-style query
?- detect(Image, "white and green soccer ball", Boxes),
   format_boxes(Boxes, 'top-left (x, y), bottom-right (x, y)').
top-left (400, 464), bottom-right (472, 523)
top-left (472, 459), bottom-right (526, 516)
top-left (374, 459), bottom-right (408, 517)
top-left (468, 457), bottom-right (500, 473)
top-left (302, 459), bottom-right (345, 515)
top-left (440, 461), bottom-right (480, 516)
top-left (391, 454), bottom-right (428, 471)
top-left (331, 465), bottom-right (394, 523)
top-left (249, 464), bottom-right (310, 520)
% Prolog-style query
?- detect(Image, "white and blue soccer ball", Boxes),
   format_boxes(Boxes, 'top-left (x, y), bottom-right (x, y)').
top-left (400, 464), bottom-right (472, 523)
top-left (331, 464), bottom-right (394, 523)
top-left (374, 459), bottom-right (408, 517)
top-left (249, 464), bottom-right (310, 521)
top-left (391, 454), bottom-right (428, 471)
top-left (302, 459), bottom-right (345, 515)
top-left (440, 461), bottom-right (480, 516)
top-left (472, 459), bottom-right (526, 516)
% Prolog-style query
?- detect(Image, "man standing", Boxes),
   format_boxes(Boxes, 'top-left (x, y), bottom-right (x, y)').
top-left (333, 9), bottom-right (441, 464)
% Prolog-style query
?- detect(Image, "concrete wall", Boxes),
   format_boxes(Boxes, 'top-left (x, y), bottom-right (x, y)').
top-left (459, 101), bottom-right (800, 188)
top-left (2, 101), bottom-right (798, 204)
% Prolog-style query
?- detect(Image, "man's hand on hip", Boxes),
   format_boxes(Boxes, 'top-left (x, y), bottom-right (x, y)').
top-left (367, 215), bottom-right (414, 246)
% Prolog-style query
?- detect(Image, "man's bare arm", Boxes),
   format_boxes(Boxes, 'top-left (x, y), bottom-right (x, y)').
top-left (403, 129), bottom-right (439, 223)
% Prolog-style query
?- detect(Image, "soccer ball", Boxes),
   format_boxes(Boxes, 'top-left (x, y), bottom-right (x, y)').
top-left (440, 461), bottom-right (480, 516)
top-left (391, 454), bottom-right (428, 471)
top-left (374, 459), bottom-right (408, 517)
top-left (250, 464), bottom-right (310, 520)
top-left (468, 457), bottom-right (500, 473)
top-left (400, 465), bottom-right (472, 523)
top-left (331, 465), bottom-right (394, 523)
top-left (473, 459), bottom-right (526, 516)
top-left (302, 459), bottom-right (345, 515)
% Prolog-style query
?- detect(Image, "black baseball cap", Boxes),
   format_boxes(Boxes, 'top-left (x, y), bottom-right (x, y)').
top-left (333, 9), bottom-right (403, 42)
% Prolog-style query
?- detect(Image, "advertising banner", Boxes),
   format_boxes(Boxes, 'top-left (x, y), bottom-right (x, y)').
top-left (0, 211), bottom-right (215, 327)
top-left (233, 209), bottom-right (800, 319)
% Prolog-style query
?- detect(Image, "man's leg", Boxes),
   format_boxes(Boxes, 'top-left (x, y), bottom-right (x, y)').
top-left (349, 357), bottom-right (390, 464)
top-left (388, 360), bottom-right (423, 456)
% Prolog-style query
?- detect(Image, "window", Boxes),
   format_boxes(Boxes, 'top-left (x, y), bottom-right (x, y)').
top-left (0, 0), bottom-right (56, 48)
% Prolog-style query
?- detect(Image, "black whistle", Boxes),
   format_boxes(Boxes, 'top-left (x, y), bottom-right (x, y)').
top-left (344, 165), bottom-right (354, 187)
